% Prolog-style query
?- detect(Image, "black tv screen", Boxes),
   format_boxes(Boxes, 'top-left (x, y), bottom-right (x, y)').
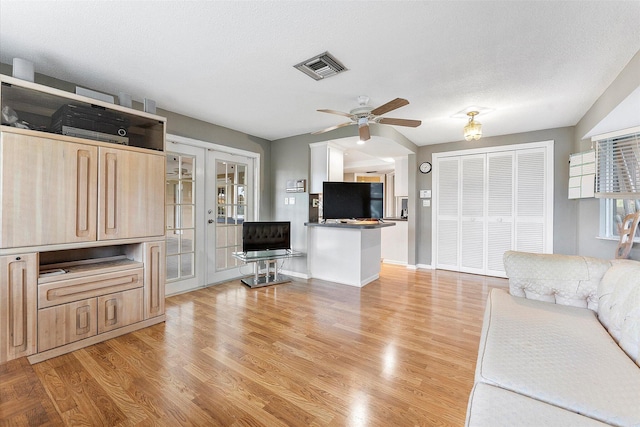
top-left (242, 221), bottom-right (291, 252)
top-left (322, 182), bottom-right (384, 220)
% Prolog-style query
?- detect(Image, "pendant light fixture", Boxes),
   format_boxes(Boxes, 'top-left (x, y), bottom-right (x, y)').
top-left (464, 111), bottom-right (482, 141)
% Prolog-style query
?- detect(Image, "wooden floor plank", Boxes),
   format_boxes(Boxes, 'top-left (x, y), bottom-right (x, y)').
top-left (1, 265), bottom-right (506, 426)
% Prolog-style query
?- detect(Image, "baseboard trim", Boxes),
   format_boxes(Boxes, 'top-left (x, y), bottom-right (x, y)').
top-left (280, 269), bottom-right (309, 280)
top-left (416, 264), bottom-right (434, 270)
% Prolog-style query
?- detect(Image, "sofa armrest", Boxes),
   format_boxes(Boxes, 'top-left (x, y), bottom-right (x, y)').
top-left (503, 251), bottom-right (611, 311)
top-left (597, 259), bottom-right (640, 366)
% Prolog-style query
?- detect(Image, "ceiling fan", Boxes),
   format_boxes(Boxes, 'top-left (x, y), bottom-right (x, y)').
top-left (312, 95), bottom-right (421, 141)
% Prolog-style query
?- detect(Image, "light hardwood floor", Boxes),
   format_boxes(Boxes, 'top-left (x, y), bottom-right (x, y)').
top-left (0, 264), bottom-right (507, 426)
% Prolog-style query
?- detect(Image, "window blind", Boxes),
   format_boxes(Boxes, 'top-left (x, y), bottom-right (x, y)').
top-left (595, 129), bottom-right (640, 198)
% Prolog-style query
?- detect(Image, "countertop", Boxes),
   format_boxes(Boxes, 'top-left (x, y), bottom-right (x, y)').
top-left (304, 221), bottom-right (395, 229)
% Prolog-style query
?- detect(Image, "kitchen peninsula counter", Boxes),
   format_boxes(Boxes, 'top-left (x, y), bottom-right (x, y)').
top-left (305, 221), bottom-right (395, 287)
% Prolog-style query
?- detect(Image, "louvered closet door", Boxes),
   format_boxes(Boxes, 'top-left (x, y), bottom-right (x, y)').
top-left (486, 152), bottom-right (515, 276)
top-left (515, 148), bottom-right (547, 253)
top-left (460, 155), bottom-right (486, 274)
top-left (435, 157), bottom-right (460, 270)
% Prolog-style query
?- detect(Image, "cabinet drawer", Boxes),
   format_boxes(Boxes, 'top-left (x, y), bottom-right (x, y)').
top-left (38, 298), bottom-right (97, 352)
top-left (38, 268), bottom-right (143, 308)
top-left (98, 288), bottom-right (143, 334)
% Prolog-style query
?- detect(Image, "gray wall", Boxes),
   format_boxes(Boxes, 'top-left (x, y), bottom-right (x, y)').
top-left (572, 50), bottom-right (640, 261)
top-left (415, 127), bottom-right (577, 266)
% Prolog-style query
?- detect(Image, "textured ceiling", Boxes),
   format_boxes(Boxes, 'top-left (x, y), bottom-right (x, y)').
top-left (0, 1), bottom-right (638, 146)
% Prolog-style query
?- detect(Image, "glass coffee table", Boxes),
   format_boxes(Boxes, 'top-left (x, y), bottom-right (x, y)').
top-left (232, 249), bottom-right (304, 288)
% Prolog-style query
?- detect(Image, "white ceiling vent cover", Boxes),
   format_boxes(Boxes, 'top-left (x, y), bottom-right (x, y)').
top-left (294, 51), bottom-right (348, 81)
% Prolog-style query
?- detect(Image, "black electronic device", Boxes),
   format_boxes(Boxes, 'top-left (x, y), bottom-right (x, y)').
top-left (50, 103), bottom-right (129, 141)
top-left (242, 221), bottom-right (291, 252)
top-left (322, 182), bottom-right (384, 220)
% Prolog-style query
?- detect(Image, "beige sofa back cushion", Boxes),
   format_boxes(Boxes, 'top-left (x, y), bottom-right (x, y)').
top-left (598, 259), bottom-right (640, 366)
top-left (503, 251), bottom-right (611, 311)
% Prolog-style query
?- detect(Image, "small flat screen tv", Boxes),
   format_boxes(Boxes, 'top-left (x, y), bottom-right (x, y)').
top-left (242, 221), bottom-right (291, 252)
top-left (322, 182), bottom-right (384, 220)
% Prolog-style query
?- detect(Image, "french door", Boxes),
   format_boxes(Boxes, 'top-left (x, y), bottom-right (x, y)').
top-left (433, 141), bottom-right (554, 277)
top-left (206, 150), bottom-right (255, 285)
top-left (165, 135), bottom-right (258, 294)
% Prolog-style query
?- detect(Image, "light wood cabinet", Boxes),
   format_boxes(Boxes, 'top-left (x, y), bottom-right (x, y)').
top-left (143, 241), bottom-right (165, 319)
top-left (1, 75), bottom-right (166, 365)
top-left (0, 133), bottom-right (98, 248)
top-left (98, 148), bottom-right (165, 240)
top-left (98, 288), bottom-right (143, 334)
top-left (38, 297), bottom-right (98, 352)
top-left (0, 253), bottom-right (38, 363)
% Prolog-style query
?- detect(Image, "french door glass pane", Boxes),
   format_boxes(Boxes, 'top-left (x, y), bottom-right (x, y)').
top-left (166, 153), bottom-right (196, 281)
top-left (215, 159), bottom-right (247, 271)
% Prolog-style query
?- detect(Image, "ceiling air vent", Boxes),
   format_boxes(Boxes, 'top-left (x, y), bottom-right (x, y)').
top-left (294, 51), bottom-right (348, 81)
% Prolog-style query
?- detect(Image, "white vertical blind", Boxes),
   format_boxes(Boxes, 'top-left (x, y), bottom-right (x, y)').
top-left (595, 130), bottom-right (640, 199)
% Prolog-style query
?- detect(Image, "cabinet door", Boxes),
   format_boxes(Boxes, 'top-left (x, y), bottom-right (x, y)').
top-left (144, 241), bottom-right (165, 319)
top-left (38, 297), bottom-right (97, 352)
top-left (98, 148), bottom-right (165, 240)
top-left (98, 288), bottom-right (143, 334)
top-left (0, 253), bottom-right (37, 363)
top-left (0, 133), bottom-right (98, 248)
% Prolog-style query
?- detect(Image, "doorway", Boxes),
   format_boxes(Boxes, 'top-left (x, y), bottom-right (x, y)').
top-left (165, 135), bottom-right (259, 295)
top-left (206, 150), bottom-right (255, 285)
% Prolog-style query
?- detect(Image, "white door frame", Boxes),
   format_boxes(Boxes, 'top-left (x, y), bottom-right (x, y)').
top-left (165, 134), bottom-right (260, 294)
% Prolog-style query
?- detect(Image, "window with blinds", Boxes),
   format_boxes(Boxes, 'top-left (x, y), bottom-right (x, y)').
top-left (595, 128), bottom-right (640, 198)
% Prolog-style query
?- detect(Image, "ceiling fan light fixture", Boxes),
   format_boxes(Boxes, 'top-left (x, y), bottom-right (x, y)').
top-left (464, 111), bottom-right (482, 141)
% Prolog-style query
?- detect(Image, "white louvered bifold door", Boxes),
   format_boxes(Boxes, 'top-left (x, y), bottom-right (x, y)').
top-left (433, 141), bottom-right (552, 277)
top-left (435, 157), bottom-right (460, 270)
top-left (486, 152), bottom-right (515, 276)
top-left (460, 155), bottom-right (486, 274)
top-left (515, 148), bottom-right (547, 253)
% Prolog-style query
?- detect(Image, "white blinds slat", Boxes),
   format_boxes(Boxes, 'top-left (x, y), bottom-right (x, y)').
top-left (595, 132), bottom-right (640, 198)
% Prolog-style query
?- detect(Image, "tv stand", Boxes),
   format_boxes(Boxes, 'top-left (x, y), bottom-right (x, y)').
top-left (232, 250), bottom-right (303, 288)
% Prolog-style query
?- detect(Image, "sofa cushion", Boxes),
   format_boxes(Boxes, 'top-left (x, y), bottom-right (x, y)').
top-left (465, 382), bottom-right (611, 427)
top-left (475, 288), bottom-right (640, 426)
top-left (598, 259), bottom-right (640, 367)
top-left (504, 251), bottom-right (611, 311)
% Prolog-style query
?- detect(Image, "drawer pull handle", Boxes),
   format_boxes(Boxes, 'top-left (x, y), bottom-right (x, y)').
top-left (105, 298), bottom-right (118, 326)
top-left (76, 305), bottom-right (91, 335)
top-left (47, 274), bottom-right (139, 301)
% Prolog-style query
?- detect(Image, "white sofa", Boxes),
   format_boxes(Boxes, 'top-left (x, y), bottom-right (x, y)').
top-left (465, 251), bottom-right (640, 427)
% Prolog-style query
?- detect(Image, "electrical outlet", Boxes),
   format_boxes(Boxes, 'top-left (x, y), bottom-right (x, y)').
top-left (289, 197), bottom-right (296, 205)
top-left (423, 199), bottom-right (431, 207)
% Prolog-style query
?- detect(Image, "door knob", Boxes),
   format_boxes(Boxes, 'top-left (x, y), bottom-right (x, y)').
top-left (208, 219), bottom-right (214, 224)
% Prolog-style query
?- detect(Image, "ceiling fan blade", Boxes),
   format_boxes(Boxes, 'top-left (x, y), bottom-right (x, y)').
top-left (358, 123), bottom-right (371, 141)
top-left (317, 109), bottom-right (353, 118)
top-left (378, 117), bottom-right (422, 128)
top-left (311, 121), bottom-right (353, 135)
top-left (371, 98), bottom-right (409, 116)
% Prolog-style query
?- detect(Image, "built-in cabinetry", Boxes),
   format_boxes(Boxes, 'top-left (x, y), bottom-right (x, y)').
top-left (0, 75), bottom-right (166, 364)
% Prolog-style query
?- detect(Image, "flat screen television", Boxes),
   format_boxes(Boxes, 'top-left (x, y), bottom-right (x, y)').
top-left (322, 182), bottom-right (384, 220)
top-left (242, 221), bottom-right (291, 252)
